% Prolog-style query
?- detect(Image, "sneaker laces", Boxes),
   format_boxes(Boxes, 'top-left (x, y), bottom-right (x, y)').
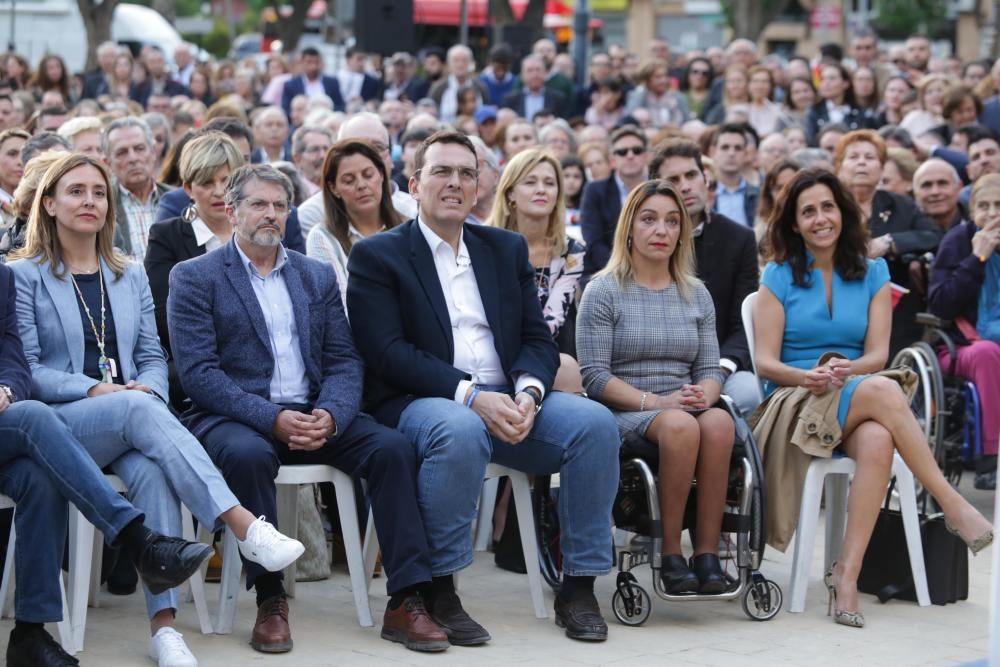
top-left (153, 628), bottom-right (190, 655)
top-left (247, 516), bottom-right (288, 549)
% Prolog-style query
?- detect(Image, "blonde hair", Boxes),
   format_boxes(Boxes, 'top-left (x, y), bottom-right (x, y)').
top-left (487, 148), bottom-right (567, 256)
top-left (596, 179), bottom-right (698, 300)
top-left (179, 131), bottom-right (244, 185)
top-left (12, 153), bottom-right (126, 279)
top-left (57, 116), bottom-right (102, 141)
top-left (12, 152), bottom-right (64, 219)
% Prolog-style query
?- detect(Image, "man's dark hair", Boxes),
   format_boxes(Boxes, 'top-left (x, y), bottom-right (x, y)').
top-left (877, 124), bottom-right (915, 149)
top-left (21, 131), bottom-right (71, 165)
top-left (742, 123), bottom-right (760, 149)
top-left (422, 47), bottom-right (446, 62)
top-left (203, 116), bottom-right (255, 151)
top-left (713, 122), bottom-right (748, 148)
top-left (609, 124), bottom-right (647, 148)
top-left (489, 43), bottom-right (513, 66)
top-left (400, 127), bottom-right (433, 148)
top-left (413, 129), bottom-right (476, 173)
top-left (819, 42), bottom-right (844, 62)
top-left (300, 46), bottom-right (321, 58)
top-left (817, 122), bottom-right (850, 145)
top-left (345, 46), bottom-right (363, 59)
top-left (959, 124), bottom-right (1000, 149)
top-left (649, 139), bottom-right (704, 178)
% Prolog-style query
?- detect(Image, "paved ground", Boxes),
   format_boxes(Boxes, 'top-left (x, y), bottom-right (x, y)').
top-left (2, 478), bottom-right (996, 666)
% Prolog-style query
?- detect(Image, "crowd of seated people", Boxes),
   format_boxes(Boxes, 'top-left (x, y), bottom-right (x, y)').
top-left (0, 29), bottom-right (997, 667)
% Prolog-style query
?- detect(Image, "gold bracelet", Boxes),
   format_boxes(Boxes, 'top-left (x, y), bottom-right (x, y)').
top-left (640, 392), bottom-right (648, 411)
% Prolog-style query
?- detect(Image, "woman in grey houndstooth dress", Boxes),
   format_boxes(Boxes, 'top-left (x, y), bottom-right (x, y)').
top-left (577, 180), bottom-right (735, 596)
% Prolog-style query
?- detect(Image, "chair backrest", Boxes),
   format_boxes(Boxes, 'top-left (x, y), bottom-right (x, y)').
top-left (740, 291), bottom-right (766, 397)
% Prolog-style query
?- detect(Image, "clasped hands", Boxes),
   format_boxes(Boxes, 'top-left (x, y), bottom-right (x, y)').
top-left (651, 384), bottom-right (709, 411)
top-left (87, 380), bottom-right (154, 396)
top-left (272, 408), bottom-right (335, 451)
top-left (468, 390), bottom-right (537, 445)
top-left (803, 357), bottom-right (852, 396)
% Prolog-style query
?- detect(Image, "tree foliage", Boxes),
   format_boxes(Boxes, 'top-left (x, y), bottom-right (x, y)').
top-left (871, 0), bottom-right (949, 38)
top-left (720, 0), bottom-right (793, 40)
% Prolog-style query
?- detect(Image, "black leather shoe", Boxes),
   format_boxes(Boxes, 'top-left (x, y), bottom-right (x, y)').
top-left (975, 470), bottom-right (996, 491)
top-left (554, 591), bottom-right (608, 641)
top-left (425, 589), bottom-right (491, 646)
top-left (660, 553), bottom-right (699, 594)
top-left (690, 553), bottom-right (727, 594)
top-left (133, 532), bottom-right (214, 595)
top-left (6, 628), bottom-right (79, 667)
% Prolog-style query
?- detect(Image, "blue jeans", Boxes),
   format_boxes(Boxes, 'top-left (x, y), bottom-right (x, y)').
top-left (724, 370), bottom-right (763, 420)
top-left (396, 390), bottom-right (620, 577)
top-left (0, 401), bottom-right (142, 623)
top-left (51, 390), bottom-right (239, 619)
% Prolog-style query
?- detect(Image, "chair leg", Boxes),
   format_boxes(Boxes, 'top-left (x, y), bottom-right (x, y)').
top-left (789, 465), bottom-right (826, 613)
top-left (508, 472), bottom-right (548, 619)
top-left (214, 527), bottom-right (241, 635)
top-left (474, 477), bottom-right (500, 552)
top-left (66, 506), bottom-right (95, 653)
top-left (0, 525), bottom-right (15, 618)
top-left (362, 510), bottom-right (379, 591)
top-left (57, 572), bottom-right (76, 655)
top-left (894, 455), bottom-right (931, 607)
top-left (275, 484), bottom-right (299, 599)
top-left (823, 474), bottom-right (850, 573)
top-left (332, 474), bottom-right (374, 628)
top-left (181, 506), bottom-right (214, 634)
top-left (86, 526), bottom-right (102, 609)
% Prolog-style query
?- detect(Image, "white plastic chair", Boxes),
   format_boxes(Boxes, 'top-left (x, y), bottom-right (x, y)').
top-left (67, 475), bottom-right (213, 652)
top-left (366, 463), bottom-right (548, 620)
top-left (741, 292), bottom-right (930, 611)
top-left (211, 464), bottom-right (376, 633)
top-left (0, 494), bottom-right (82, 654)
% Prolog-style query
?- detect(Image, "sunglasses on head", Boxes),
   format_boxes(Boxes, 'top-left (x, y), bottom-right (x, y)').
top-left (613, 146), bottom-right (645, 157)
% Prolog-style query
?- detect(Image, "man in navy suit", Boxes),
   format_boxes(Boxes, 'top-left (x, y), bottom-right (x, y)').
top-left (347, 131), bottom-right (619, 645)
top-left (167, 165), bottom-right (447, 654)
top-left (501, 55), bottom-right (568, 120)
top-left (281, 47), bottom-right (345, 117)
top-left (580, 125), bottom-right (650, 277)
top-left (338, 47), bottom-right (382, 103)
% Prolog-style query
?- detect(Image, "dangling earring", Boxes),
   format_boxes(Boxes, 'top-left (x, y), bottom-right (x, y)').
top-left (182, 201), bottom-right (197, 223)
top-left (627, 237), bottom-right (632, 250)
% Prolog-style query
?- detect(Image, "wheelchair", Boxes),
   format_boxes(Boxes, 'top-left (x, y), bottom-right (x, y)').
top-left (891, 312), bottom-right (983, 495)
top-left (532, 397), bottom-right (782, 625)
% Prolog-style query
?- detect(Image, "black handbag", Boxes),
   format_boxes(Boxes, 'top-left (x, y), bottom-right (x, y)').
top-left (857, 483), bottom-right (968, 605)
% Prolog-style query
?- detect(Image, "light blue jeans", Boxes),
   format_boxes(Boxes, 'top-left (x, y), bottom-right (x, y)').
top-left (724, 370), bottom-right (763, 420)
top-left (52, 390), bottom-right (239, 619)
top-left (396, 390), bottom-right (620, 577)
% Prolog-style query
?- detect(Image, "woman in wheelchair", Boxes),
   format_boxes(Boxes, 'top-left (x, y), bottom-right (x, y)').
top-left (752, 167), bottom-right (993, 629)
top-left (928, 173), bottom-right (1000, 490)
top-left (577, 180), bottom-right (735, 595)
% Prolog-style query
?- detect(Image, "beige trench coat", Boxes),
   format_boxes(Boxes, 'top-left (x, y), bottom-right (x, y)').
top-left (749, 352), bottom-right (917, 552)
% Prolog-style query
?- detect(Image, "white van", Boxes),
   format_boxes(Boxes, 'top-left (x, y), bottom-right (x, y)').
top-left (0, 1), bottom-right (184, 74)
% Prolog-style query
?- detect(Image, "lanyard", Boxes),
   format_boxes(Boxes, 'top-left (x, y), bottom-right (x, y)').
top-left (70, 270), bottom-right (115, 382)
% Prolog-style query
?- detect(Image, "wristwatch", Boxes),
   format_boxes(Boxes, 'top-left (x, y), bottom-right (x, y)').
top-left (520, 386), bottom-right (544, 414)
top-left (0, 384), bottom-right (15, 404)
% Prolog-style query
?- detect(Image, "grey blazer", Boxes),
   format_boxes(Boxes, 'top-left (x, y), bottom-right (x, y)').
top-left (9, 255), bottom-right (168, 403)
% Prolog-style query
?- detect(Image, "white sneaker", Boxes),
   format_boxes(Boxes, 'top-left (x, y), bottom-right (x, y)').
top-left (237, 516), bottom-right (305, 572)
top-left (149, 627), bottom-right (197, 667)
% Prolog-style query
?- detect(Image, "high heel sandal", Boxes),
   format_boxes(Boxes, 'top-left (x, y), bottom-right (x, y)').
top-left (824, 564), bottom-right (864, 629)
top-left (945, 521), bottom-right (994, 556)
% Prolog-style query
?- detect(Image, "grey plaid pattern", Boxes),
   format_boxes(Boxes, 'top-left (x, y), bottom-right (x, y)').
top-left (577, 274), bottom-right (725, 434)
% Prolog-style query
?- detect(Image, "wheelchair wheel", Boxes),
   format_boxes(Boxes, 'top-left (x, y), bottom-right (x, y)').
top-left (741, 575), bottom-right (782, 621)
top-left (892, 345), bottom-right (937, 446)
top-left (611, 573), bottom-right (651, 626)
top-left (532, 474), bottom-right (562, 593)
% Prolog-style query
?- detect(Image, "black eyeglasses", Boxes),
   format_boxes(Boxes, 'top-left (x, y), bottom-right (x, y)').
top-left (612, 146), bottom-right (646, 157)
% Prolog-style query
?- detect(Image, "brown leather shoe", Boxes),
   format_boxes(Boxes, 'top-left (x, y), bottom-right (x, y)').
top-left (381, 595), bottom-right (450, 652)
top-left (251, 594), bottom-right (292, 653)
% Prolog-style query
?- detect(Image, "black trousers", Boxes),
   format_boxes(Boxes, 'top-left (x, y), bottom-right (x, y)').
top-left (200, 410), bottom-right (432, 595)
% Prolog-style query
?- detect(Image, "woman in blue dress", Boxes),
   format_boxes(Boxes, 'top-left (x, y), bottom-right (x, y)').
top-left (751, 168), bottom-right (992, 628)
